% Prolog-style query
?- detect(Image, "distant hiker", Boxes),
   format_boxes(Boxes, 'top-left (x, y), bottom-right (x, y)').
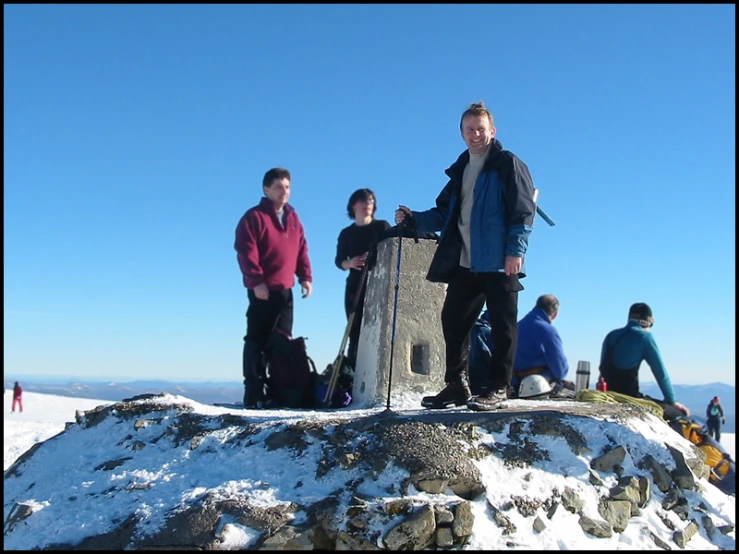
top-left (12, 381), bottom-right (23, 413)
top-left (511, 294), bottom-right (572, 396)
top-left (706, 396), bottom-right (726, 442)
top-left (395, 101), bottom-right (537, 411)
top-left (599, 302), bottom-right (690, 420)
top-left (335, 188), bottom-right (390, 367)
top-left (234, 167), bottom-right (313, 408)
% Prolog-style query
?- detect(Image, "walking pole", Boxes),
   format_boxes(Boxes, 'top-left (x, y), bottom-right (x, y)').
top-left (323, 250), bottom-right (372, 407)
top-left (385, 215), bottom-right (419, 411)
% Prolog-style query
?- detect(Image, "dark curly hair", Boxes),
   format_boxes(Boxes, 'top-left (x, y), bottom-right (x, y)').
top-left (346, 188), bottom-right (377, 220)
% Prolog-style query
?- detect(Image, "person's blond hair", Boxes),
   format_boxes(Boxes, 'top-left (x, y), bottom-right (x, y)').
top-left (460, 101), bottom-right (494, 130)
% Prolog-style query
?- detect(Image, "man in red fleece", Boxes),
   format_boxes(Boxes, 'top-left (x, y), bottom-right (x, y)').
top-left (234, 167), bottom-right (313, 408)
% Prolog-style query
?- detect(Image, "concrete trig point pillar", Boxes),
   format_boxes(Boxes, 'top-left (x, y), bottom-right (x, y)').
top-left (352, 235), bottom-right (448, 408)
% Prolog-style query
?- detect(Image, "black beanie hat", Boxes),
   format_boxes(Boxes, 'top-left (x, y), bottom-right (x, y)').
top-left (628, 302), bottom-right (654, 327)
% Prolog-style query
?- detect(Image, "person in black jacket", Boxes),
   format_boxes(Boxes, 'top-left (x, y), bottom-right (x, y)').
top-left (706, 396), bottom-right (726, 442)
top-left (395, 101), bottom-right (537, 411)
top-left (335, 188), bottom-right (390, 367)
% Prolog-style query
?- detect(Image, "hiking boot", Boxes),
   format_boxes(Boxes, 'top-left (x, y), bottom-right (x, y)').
top-left (243, 390), bottom-right (279, 410)
top-left (243, 389), bottom-right (263, 409)
top-left (421, 382), bottom-right (472, 409)
top-left (467, 388), bottom-right (509, 412)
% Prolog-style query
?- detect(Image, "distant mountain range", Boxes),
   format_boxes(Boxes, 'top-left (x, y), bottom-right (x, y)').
top-left (4, 377), bottom-right (734, 432)
top-left (3, 378), bottom-right (245, 408)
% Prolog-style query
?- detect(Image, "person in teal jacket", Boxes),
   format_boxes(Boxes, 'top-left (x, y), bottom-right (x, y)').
top-left (599, 302), bottom-right (690, 420)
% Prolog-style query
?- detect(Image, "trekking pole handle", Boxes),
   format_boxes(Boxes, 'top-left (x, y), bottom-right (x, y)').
top-left (399, 212), bottom-right (420, 243)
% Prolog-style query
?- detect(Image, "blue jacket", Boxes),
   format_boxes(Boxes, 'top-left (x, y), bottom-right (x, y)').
top-left (600, 320), bottom-right (676, 405)
top-left (512, 307), bottom-right (569, 387)
top-left (411, 139), bottom-right (536, 283)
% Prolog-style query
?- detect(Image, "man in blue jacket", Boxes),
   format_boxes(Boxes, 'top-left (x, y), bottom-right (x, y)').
top-left (395, 101), bottom-right (537, 411)
top-left (511, 294), bottom-right (570, 393)
top-left (599, 302), bottom-right (690, 420)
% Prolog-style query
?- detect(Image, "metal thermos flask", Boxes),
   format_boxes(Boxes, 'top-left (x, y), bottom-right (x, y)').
top-left (575, 361), bottom-right (591, 392)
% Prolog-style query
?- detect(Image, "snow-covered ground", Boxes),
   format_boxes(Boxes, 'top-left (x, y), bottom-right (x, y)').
top-left (4, 390), bottom-right (735, 551)
top-left (4, 390), bottom-right (113, 470)
top-left (722, 433), bottom-right (735, 460)
top-left (5, 390), bottom-right (735, 471)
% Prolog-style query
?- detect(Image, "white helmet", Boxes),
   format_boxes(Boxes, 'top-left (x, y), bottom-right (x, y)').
top-left (518, 375), bottom-right (553, 399)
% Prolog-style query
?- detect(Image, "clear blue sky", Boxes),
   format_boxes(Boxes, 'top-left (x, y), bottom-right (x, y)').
top-left (4, 4), bottom-right (735, 386)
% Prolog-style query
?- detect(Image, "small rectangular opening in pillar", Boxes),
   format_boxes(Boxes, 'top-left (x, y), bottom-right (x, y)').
top-left (410, 343), bottom-right (429, 375)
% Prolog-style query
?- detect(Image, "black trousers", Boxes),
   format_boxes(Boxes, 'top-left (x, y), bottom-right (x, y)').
top-left (243, 289), bottom-right (294, 382)
top-left (245, 289), bottom-right (293, 344)
top-left (707, 418), bottom-right (722, 442)
top-left (643, 395), bottom-right (686, 422)
top-left (442, 266), bottom-right (521, 392)
top-left (344, 280), bottom-right (366, 366)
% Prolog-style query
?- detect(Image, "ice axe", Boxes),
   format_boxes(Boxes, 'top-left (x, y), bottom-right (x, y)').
top-left (322, 247), bottom-right (374, 408)
top-left (533, 189), bottom-right (556, 226)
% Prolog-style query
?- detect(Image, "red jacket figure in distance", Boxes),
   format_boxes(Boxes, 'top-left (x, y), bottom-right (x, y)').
top-left (12, 381), bottom-right (23, 413)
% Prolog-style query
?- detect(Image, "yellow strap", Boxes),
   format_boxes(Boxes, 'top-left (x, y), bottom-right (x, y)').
top-left (575, 389), bottom-right (664, 418)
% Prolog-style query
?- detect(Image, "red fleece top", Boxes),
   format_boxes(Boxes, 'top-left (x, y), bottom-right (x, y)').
top-left (234, 197), bottom-right (312, 290)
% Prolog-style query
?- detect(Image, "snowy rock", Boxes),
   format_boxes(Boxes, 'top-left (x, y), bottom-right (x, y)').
top-left (3, 393), bottom-right (735, 550)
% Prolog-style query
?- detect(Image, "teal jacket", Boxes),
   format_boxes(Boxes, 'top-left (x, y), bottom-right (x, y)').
top-left (600, 320), bottom-right (676, 405)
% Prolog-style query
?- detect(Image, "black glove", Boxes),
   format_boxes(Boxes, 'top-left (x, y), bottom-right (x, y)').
top-left (399, 211), bottom-right (419, 243)
top-left (400, 210), bottom-right (416, 231)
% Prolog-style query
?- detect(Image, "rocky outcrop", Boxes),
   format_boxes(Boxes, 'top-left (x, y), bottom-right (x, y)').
top-left (3, 394), bottom-right (735, 550)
